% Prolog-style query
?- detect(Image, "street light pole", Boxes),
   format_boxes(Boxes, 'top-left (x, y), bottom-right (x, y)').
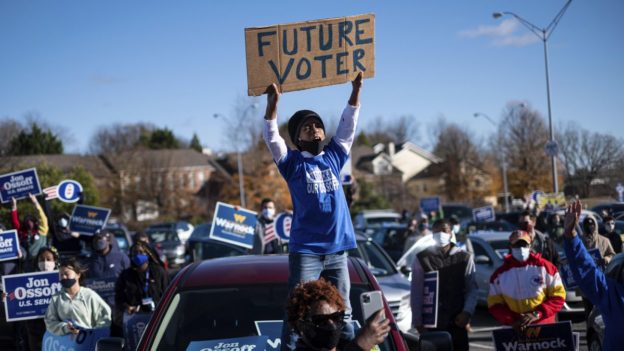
top-left (214, 103), bottom-right (258, 208)
top-left (474, 112), bottom-right (510, 213)
top-left (493, 0), bottom-right (572, 194)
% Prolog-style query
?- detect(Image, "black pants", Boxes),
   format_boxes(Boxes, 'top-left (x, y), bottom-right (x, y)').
top-left (431, 322), bottom-right (469, 351)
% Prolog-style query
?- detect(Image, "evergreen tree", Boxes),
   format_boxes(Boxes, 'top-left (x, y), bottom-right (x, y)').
top-left (8, 123), bottom-right (63, 155)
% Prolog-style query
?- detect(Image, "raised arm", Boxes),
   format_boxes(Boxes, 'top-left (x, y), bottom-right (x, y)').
top-left (263, 83), bottom-right (288, 163)
top-left (334, 72), bottom-right (363, 155)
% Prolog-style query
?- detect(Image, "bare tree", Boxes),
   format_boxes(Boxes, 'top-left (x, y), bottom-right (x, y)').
top-left (496, 103), bottom-right (551, 196)
top-left (556, 122), bottom-right (624, 197)
top-left (363, 114), bottom-right (420, 146)
top-left (0, 117), bottom-right (23, 156)
top-left (89, 122), bottom-right (155, 154)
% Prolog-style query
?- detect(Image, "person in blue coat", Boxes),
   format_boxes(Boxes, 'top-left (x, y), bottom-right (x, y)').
top-left (562, 199), bottom-right (624, 351)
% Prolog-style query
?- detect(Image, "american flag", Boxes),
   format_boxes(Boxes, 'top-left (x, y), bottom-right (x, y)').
top-left (43, 186), bottom-right (59, 200)
top-left (263, 223), bottom-right (276, 243)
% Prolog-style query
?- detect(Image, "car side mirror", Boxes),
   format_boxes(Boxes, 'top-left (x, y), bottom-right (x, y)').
top-left (95, 337), bottom-right (124, 351)
top-left (400, 265), bottom-right (412, 277)
top-left (401, 330), bottom-right (453, 351)
top-left (474, 255), bottom-right (491, 265)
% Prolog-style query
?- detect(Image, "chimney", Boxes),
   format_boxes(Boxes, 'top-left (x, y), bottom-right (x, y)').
top-left (388, 142), bottom-right (395, 158)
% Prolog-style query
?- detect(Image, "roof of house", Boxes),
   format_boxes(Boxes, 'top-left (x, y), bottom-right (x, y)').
top-left (0, 154), bottom-right (114, 177)
top-left (106, 149), bottom-right (217, 171)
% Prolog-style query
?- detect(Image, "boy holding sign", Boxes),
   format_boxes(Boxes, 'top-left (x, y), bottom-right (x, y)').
top-left (263, 72), bottom-right (362, 350)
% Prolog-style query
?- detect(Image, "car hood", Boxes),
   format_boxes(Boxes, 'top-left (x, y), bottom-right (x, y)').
top-left (376, 273), bottom-right (411, 301)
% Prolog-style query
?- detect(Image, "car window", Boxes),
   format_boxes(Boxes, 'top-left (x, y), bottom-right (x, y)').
top-left (471, 240), bottom-right (488, 260)
top-left (147, 230), bottom-right (179, 243)
top-left (350, 241), bottom-right (396, 277)
top-left (196, 242), bottom-right (245, 261)
top-left (366, 217), bottom-right (400, 226)
top-left (149, 284), bottom-right (395, 351)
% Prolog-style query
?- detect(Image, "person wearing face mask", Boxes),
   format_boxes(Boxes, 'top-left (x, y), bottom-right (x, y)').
top-left (87, 230), bottom-right (130, 280)
top-left (600, 215), bottom-right (622, 254)
top-left (24, 247), bottom-right (59, 350)
top-left (115, 241), bottom-right (168, 319)
top-left (11, 194), bottom-right (49, 263)
top-left (44, 257), bottom-right (111, 335)
top-left (562, 200), bottom-right (624, 351)
top-left (264, 73), bottom-right (363, 351)
top-left (410, 219), bottom-right (478, 351)
top-left (287, 278), bottom-right (389, 351)
top-left (51, 212), bottom-right (81, 255)
top-left (518, 211), bottom-right (560, 266)
top-left (487, 230), bottom-right (565, 333)
top-left (251, 198), bottom-right (282, 254)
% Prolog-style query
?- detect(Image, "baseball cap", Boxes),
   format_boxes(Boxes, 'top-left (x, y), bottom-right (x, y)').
top-left (509, 230), bottom-right (532, 245)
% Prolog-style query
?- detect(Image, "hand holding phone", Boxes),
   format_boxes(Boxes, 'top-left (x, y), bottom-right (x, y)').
top-left (360, 291), bottom-right (386, 323)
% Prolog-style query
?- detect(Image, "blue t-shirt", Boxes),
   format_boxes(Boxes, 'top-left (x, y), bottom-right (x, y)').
top-left (277, 139), bottom-right (356, 254)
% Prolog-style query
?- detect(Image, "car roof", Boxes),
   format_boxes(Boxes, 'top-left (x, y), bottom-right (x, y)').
top-left (357, 210), bottom-right (401, 218)
top-left (469, 230), bottom-right (512, 242)
top-left (179, 255), bottom-right (365, 290)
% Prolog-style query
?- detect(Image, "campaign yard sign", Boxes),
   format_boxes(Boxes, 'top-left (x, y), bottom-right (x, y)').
top-left (0, 230), bottom-right (20, 262)
top-left (473, 206), bottom-right (495, 223)
top-left (559, 248), bottom-right (602, 290)
top-left (84, 277), bottom-right (117, 307)
top-left (274, 212), bottom-right (293, 243)
top-left (69, 204), bottom-right (111, 236)
top-left (420, 197), bottom-right (440, 214)
top-left (492, 321), bottom-right (575, 351)
top-left (0, 168), bottom-right (42, 203)
top-left (187, 336), bottom-right (269, 351)
top-left (245, 13), bottom-right (375, 96)
top-left (210, 202), bottom-right (257, 249)
top-left (2, 271), bottom-right (61, 322)
top-left (422, 271), bottom-right (439, 328)
top-left (42, 327), bottom-right (110, 351)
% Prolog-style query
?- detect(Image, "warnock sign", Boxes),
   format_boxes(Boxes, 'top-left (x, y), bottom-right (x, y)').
top-left (0, 168), bottom-right (42, 203)
top-left (210, 202), bottom-right (257, 249)
top-left (245, 13), bottom-right (375, 96)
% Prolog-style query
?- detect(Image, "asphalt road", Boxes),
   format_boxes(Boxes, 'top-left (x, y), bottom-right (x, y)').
top-left (468, 306), bottom-right (588, 351)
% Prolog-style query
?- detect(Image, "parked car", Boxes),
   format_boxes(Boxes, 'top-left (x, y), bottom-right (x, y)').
top-left (349, 233), bottom-right (412, 332)
top-left (591, 203), bottom-right (624, 218)
top-left (586, 252), bottom-right (624, 351)
top-left (464, 220), bottom-right (515, 233)
top-left (148, 221), bottom-right (194, 243)
top-left (96, 255), bottom-right (452, 351)
top-left (145, 224), bottom-right (187, 268)
top-left (187, 223), bottom-right (248, 262)
top-left (441, 204), bottom-right (473, 222)
top-left (353, 209), bottom-right (402, 230)
top-left (363, 223), bottom-right (410, 262)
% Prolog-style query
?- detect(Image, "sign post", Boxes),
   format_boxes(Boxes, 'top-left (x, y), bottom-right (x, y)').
top-left (245, 13), bottom-right (375, 96)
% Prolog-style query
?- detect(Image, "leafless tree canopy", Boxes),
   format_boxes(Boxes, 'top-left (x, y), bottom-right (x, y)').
top-left (0, 117), bottom-right (23, 156)
top-left (364, 114), bottom-right (420, 146)
top-left (89, 122), bottom-right (155, 155)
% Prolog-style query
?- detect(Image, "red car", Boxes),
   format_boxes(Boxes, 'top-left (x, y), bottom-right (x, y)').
top-left (97, 255), bottom-right (451, 351)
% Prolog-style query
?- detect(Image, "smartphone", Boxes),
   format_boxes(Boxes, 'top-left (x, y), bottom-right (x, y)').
top-left (360, 290), bottom-right (386, 322)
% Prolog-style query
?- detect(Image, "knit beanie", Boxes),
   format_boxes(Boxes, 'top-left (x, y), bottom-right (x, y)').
top-left (287, 110), bottom-right (325, 146)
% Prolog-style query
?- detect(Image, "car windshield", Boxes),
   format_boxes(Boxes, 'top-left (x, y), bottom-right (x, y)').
top-left (349, 241), bottom-right (397, 277)
top-left (366, 217), bottom-right (400, 226)
top-left (488, 240), bottom-right (510, 259)
top-left (443, 206), bottom-right (472, 218)
top-left (147, 229), bottom-right (178, 243)
top-left (194, 241), bottom-right (245, 261)
top-left (106, 228), bottom-right (129, 250)
top-left (149, 283), bottom-right (396, 351)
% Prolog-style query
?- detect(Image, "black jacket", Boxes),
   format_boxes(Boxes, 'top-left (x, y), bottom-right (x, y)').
top-left (115, 263), bottom-right (169, 312)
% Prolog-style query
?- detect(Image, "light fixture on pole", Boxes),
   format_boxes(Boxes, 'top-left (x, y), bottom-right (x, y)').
top-left (493, 0), bottom-right (572, 194)
top-left (213, 102), bottom-right (259, 208)
top-left (474, 112), bottom-right (510, 213)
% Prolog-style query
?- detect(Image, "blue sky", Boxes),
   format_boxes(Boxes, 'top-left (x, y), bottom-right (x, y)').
top-left (1, 0), bottom-right (622, 154)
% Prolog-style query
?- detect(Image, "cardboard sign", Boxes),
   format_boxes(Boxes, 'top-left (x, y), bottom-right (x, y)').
top-left (245, 13), bottom-right (375, 96)
top-left (559, 248), bottom-right (602, 290)
top-left (492, 321), bottom-right (575, 351)
top-left (84, 277), bottom-right (117, 307)
top-left (537, 192), bottom-right (566, 212)
top-left (210, 202), bottom-right (257, 249)
top-left (187, 336), bottom-right (269, 351)
top-left (419, 197), bottom-right (440, 214)
top-left (274, 212), bottom-right (293, 243)
top-left (42, 327), bottom-right (110, 351)
top-left (0, 230), bottom-right (21, 262)
top-left (69, 204), bottom-right (111, 236)
top-left (473, 206), bottom-right (495, 223)
top-left (2, 270), bottom-right (61, 321)
top-left (0, 168), bottom-right (42, 203)
top-left (422, 271), bottom-right (439, 328)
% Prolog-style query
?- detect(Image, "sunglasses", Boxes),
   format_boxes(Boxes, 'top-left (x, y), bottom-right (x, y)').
top-left (306, 311), bottom-right (345, 327)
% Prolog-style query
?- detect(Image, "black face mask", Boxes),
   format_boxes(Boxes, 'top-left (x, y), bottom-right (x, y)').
top-left (298, 140), bottom-right (322, 155)
top-left (60, 278), bottom-right (76, 289)
top-left (583, 223), bottom-right (596, 235)
top-left (299, 320), bottom-right (344, 350)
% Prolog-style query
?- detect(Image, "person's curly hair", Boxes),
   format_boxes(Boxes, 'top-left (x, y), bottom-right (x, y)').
top-left (286, 278), bottom-right (346, 331)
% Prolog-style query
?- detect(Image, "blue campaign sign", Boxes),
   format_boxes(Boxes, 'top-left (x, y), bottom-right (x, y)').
top-left (473, 206), bottom-right (495, 223)
top-left (493, 321), bottom-right (575, 351)
top-left (84, 277), bottom-right (117, 307)
top-left (420, 197), bottom-right (440, 214)
top-left (2, 270), bottom-right (61, 322)
top-left (57, 179), bottom-right (83, 203)
top-left (209, 202), bottom-right (257, 249)
top-left (0, 168), bottom-right (42, 203)
top-left (187, 336), bottom-right (269, 351)
top-left (560, 248), bottom-right (602, 290)
top-left (274, 212), bottom-right (293, 243)
top-left (0, 230), bottom-right (20, 262)
top-left (422, 271), bottom-right (439, 328)
top-left (42, 327), bottom-right (110, 351)
top-left (123, 312), bottom-right (152, 351)
top-left (69, 204), bottom-right (111, 236)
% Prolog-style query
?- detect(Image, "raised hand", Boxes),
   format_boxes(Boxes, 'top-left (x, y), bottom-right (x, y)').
top-left (11, 197), bottom-right (17, 211)
top-left (349, 72), bottom-right (363, 106)
top-left (563, 199), bottom-right (581, 238)
top-left (264, 83), bottom-right (280, 120)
